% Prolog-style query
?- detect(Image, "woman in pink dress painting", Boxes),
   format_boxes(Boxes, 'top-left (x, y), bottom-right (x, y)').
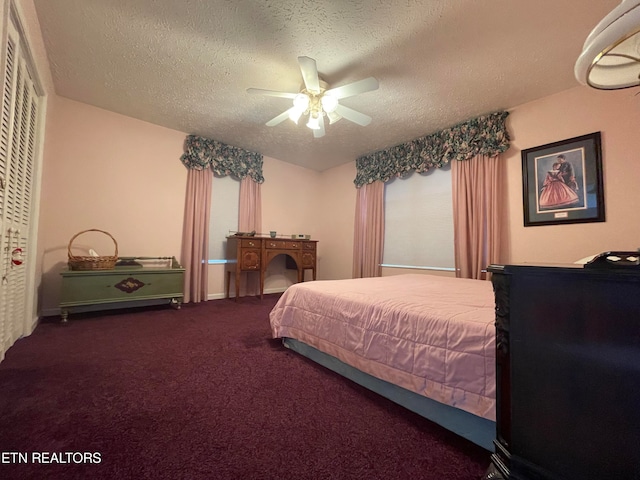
top-left (539, 157), bottom-right (579, 209)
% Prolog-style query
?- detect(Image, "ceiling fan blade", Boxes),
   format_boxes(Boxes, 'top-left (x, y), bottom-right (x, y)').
top-left (334, 104), bottom-right (372, 126)
top-left (265, 108), bottom-right (293, 127)
top-left (298, 56), bottom-right (320, 94)
top-left (247, 88), bottom-right (297, 99)
top-left (325, 77), bottom-right (379, 99)
top-left (313, 116), bottom-right (326, 138)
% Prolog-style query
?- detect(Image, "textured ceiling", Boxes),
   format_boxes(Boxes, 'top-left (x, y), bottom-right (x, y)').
top-left (34, 0), bottom-right (618, 171)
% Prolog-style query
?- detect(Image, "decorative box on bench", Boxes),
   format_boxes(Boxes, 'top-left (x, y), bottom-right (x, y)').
top-left (59, 256), bottom-right (184, 322)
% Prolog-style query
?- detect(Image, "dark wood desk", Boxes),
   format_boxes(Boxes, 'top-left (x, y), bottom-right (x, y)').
top-left (225, 236), bottom-right (317, 300)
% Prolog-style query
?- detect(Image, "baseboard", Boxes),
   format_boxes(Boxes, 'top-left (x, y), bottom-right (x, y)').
top-left (208, 286), bottom-right (287, 300)
top-left (40, 307), bottom-right (60, 318)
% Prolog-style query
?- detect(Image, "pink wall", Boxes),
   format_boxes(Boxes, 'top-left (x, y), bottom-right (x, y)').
top-left (261, 156), bottom-right (322, 291)
top-left (321, 84), bottom-right (640, 275)
top-left (316, 161), bottom-right (358, 280)
top-left (207, 155), bottom-right (357, 298)
top-left (38, 97), bottom-right (331, 311)
top-left (38, 84), bottom-right (640, 313)
top-left (19, 0), bottom-right (640, 316)
top-left (207, 156), bottom-right (325, 298)
top-left (504, 85), bottom-right (640, 264)
top-left (38, 96), bottom-right (188, 312)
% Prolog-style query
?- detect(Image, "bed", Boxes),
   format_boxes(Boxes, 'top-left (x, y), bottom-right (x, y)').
top-left (269, 274), bottom-right (497, 451)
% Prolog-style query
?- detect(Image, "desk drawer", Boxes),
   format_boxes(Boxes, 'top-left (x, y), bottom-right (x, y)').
top-left (266, 240), bottom-right (300, 249)
top-left (241, 239), bottom-right (260, 248)
top-left (303, 242), bottom-right (316, 251)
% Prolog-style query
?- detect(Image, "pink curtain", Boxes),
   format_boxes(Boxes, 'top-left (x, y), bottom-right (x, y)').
top-left (238, 177), bottom-right (262, 233)
top-left (238, 177), bottom-right (262, 296)
top-left (181, 168), bottom-right (212, 303)
top-left (352, 180), bottom-right (385, 278)
top-left (451, 154), bottom-right (503, 280)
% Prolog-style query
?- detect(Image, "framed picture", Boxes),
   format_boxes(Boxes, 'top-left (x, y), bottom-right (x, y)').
top-left (521, 132), bottom-right (605, 227)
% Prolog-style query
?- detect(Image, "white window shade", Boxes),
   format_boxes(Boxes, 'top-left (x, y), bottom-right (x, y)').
top-left (383, 168), bottom-right (455, 270)
top-left (209, 174), bottom-right (239, 262)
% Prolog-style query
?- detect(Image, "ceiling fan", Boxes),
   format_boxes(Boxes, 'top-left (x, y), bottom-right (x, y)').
top-left (247, 56), bottom-right (379, 138)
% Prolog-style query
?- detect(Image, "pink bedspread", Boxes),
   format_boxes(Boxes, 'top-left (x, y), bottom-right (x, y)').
top-left (270, 274), bottom-right (496, 421)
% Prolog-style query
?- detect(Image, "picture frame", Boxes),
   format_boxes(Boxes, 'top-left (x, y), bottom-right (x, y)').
top-left (521, 132), bottom-right (605, 227)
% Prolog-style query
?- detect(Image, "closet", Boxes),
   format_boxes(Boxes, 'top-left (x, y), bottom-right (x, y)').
top-left (0, 2), bottom-right (44, 361)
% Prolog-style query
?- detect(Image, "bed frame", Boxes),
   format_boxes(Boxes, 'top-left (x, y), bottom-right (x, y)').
top-left (283, 337), bottom-right (495, 451)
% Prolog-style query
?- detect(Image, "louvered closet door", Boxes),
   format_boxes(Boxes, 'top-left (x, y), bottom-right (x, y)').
top-left (0, 13), bottom-right (41, 360)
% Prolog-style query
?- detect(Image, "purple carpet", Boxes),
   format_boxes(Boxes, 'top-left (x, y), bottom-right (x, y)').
top-left (0, 295), bottom-right (489, 479)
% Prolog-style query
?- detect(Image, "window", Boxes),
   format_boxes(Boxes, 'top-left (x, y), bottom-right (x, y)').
top-left (208, 174), bottom-right (239, 263)
top-left (382, 167), bottom-right (454, 271)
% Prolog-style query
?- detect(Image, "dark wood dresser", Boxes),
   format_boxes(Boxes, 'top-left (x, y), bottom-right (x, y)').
top-left (485, 256), bottom-right (640, 480)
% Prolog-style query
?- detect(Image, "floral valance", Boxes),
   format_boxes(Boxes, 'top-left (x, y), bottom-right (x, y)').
top-left (180, 135), bottom-right (264, 184)
top-left (354, 111), bottom-right (510, 187)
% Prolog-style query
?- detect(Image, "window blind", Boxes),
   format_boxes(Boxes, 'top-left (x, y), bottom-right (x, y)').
top-left (382, 168), bottom-right (455, 271)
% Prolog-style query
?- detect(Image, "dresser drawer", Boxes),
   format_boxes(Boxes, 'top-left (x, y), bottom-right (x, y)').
top-left (303, 242), bottom-right (316, 251)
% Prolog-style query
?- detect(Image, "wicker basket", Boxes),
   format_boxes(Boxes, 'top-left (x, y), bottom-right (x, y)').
top-left (67, 229), bottom-right (118, 271)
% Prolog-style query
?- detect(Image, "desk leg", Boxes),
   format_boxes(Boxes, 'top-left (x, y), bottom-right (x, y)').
top-left (312, 267), bottom-right (316, 281)
top-left (235, 269), bottom-right (240, 302)
top-left (60, 309), bottom-right (69, 324)
top-left (260, 269), bottom-right (264, 300)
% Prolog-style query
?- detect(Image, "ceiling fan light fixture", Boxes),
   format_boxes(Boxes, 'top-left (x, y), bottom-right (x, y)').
top-left (288, 108), bottom-right (304, 124)
top-left (306, 113), bottom-right (321, 130)
top-left (575, 0), bottom-right (640, 89)
top-left (293, 93), bottom-right (310, 111)
top-left (320, 94), bottom-right (338, 113)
